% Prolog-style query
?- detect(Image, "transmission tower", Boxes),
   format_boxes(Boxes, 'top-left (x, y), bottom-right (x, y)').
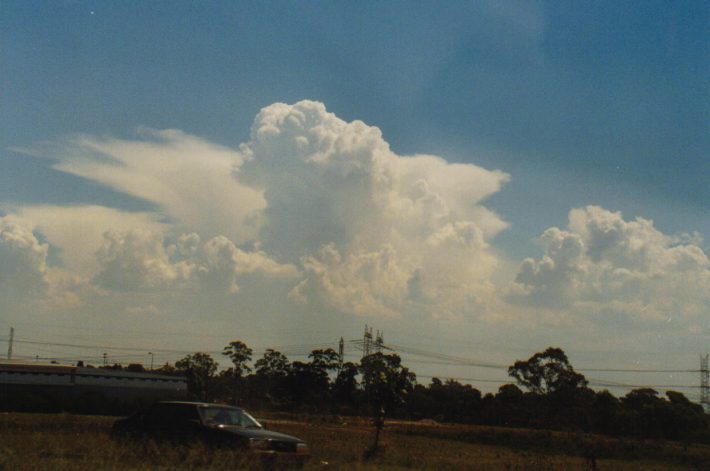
top-left (701, 354), bottom-right (709, 411)
top-left (359, 325), bottom-right (386, 358)
top-left (363, 325), bottom-right (373, 357)
top-left (375, 330), bottom-right (384, 354)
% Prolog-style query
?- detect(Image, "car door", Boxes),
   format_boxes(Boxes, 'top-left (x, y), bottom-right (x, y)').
top-left (168, 404), bottom-right (203, 442)
top-left (142, 403), bottom-right (175, 440)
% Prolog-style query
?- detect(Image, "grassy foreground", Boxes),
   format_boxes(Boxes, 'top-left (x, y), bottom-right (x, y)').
top-left (1, 412), bottom-right (709, 470)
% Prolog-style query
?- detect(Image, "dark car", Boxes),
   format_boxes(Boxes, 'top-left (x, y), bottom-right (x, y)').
top-left (112, 401), bottom-right (309, 459)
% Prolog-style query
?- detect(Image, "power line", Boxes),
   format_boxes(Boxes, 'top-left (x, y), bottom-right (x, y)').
top-left (6, 320), bottom-right (703, 373)
top-left (7, 333), bottom-right (706, 396)
top-left (13, 339), bottom-right (195, 354)
top-left (416, 374), bottom-right (508, 384)
top-left (0, 319), bottom-right (323, 343)
top-left (589, 381), bottom-right (701, 390)
top-left (374, 340), bottom-right (700, 375)
top-left (13, 337), bottom-right (337, 355)
top-left (579, 368), bottom-right (699, 373)
top-left (354, 337), bottom-right (706, 394)
top-left (3, 318), bottom-right (704, 366)
top-left (9, 336), bottom-right (340, 365)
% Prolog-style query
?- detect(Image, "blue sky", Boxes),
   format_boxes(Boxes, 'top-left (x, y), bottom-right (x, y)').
top-left (2, 1), bottom-right (707, 259)
top-left (1, 1), bottom-right (708, 396)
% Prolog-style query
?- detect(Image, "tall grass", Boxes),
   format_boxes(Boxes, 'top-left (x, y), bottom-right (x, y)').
top-left (1, 413), bottom-right (708, 470)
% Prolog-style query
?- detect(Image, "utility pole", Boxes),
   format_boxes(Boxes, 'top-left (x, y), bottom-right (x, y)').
top-left (701, 354), bottom-right (709, 412)
top-left (338, 338), bottom-right (344, 372)
top-left (103, 352), bottom-right (108, 367)
top-left (7, 327), bottom-right (14, 360)
top-left (149, 352), bottom-right (155, 370)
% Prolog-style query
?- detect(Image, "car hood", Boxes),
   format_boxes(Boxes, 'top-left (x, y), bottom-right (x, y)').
top-left (213, 426), bottom-right (303, 443)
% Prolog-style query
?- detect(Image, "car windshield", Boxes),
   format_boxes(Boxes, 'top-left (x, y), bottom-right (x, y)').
top-left (198, 406), bottom-right (262, 428)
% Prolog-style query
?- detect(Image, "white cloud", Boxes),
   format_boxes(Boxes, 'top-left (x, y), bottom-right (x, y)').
top-left (289, 243), bottom-right (410, 318)
top-left (94, 229), bottom-right (186, 291)
top-left (199, 235), bottom-right (299, 293)
top-left (10, 100), bottom-right (510, 320)
top-left (0, 216), bottom-right (50, 297)
top-left (11, 205), bottom-right (166, 277)
top-left (0, 215), bottom-right (88, 310)
top-left (12, 101), bottom-right (706, 333)
top-left (20, 101), bottom-right (700, 333)
top-left (2, 100), bottom-right (709, 367)
top-left (512, 206), bottom-right (710, 323)
top-left (49, 129), bottom-right (266, 243)
top-left (93, 229), bottom-right (298, 294)
top-left (241, 100), bottom-right (510, 318)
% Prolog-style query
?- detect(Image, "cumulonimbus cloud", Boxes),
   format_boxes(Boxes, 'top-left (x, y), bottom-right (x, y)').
top-left (239, 101), bottom-right (510, 318)
top-left (9, 101), bottom-right (706, 328)
top-left (7, 100), bottom-right (511, 319)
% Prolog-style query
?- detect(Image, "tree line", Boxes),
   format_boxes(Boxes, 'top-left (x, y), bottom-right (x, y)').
top-left (111, 344), bottom-right (710, 444)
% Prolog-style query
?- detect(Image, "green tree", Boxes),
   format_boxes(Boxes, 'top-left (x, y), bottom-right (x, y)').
top-left (254, 349), bottom-right (290, 406)
top-left (175, 352), bottom-right (218, 401)
top-left (281, 349), bottom-right (341, 409)
top-left (222, 341), bottom-right (253, 404)
top-left (591, 389), bottom-right (622, 434)
top-left (255, 349), bottom-right (290, 378)
top-left (155, 362), bottom-right (177, 375)
top-left (222, 341), bottom-right (253, 378)
top-left (285, 361), bottom-right (315, 407)
top-left (333, 361), bottom-right (360, 410)
top-left (309, 348), bottom-right (340, 398)
top-left (308, 348), bottom-right (340, 379)
top-left (492, 384), bottom-right (528, 428)
top-left (663, 391), bottom-right (707, 441)
top-left (424, 379), bottom-right (482, 423)
top-left (359, 353), bottom-right (415, 456)
top-left (621, 388), bottom-right (665, 437)
top-left (508, 347), bottom-right (587, 395)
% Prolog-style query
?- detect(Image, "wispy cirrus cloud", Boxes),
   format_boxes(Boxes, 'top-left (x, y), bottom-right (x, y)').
top-left (49, 129), bottom-right (267, 244)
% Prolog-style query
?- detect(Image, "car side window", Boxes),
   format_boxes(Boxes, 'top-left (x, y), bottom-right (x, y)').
top-left (143, 403), bottom-right (199, 429)
top-left (171, 404), bottom-right (201, 424)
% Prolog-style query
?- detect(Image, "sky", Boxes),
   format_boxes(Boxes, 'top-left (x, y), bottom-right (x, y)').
top-left (1, 1), bottom-right (708, 397)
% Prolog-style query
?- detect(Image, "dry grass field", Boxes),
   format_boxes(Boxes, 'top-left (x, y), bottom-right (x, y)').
top-left (1, 412), bottom-right (709, 470)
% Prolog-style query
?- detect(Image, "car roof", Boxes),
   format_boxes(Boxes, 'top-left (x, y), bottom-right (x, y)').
top-left (156, 401), bottom-right (239, 408)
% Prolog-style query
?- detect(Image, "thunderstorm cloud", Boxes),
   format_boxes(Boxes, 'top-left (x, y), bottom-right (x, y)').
top-left (1, 101), bottom-right (708, 335)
